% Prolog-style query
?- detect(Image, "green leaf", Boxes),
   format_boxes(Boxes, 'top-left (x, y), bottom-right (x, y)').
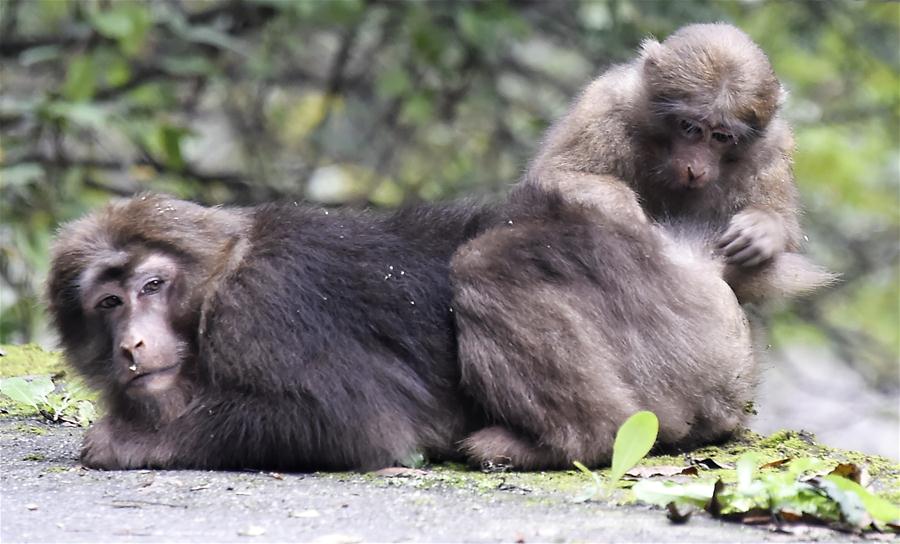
top-left (735, 452), bottom-right (759, 493)
top-left (157, 125), bottom-right (189, 169)
top-left (0, 376), bottom-right (54, 409)
top-left (90, 9), bottom-right (135, 38)
top-left (0, 164), bottom-right (45, 189)
top-left (610, 411), bottom-right (659, 484)
top-left (400, 93), bottom-right (433, 125)
top-left (400, 451), bottom-right (426, 469)
top-left (632, 479), bottom-right (716, 508)
top-left (75, 400), bottom-right (97, 427)
top-left (89, 4), bottom-right (151, 56)
top-left (825, 475), bottom-right (900, 524)
top-left (62, 54), bottom-right (96, 101)
top-left (44, 102), bottom-right (108, 128)
top-left (573, 460), bottom-right (603, 488)
top-left (376, 67), bottom-right (411, 99)
top-left (19, 45), bottom-right (61, 66)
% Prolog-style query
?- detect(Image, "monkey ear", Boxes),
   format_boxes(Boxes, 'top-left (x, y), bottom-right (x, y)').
top-left (639, 38), bottom-right (664, 64)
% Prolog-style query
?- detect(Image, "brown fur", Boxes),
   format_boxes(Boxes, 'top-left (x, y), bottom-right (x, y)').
top-left (451, 186), bottom-right (755, 470)
top-left (525, 23), bottom-right (834, 303)
top-left (47, 194), bottom-right (500, 471)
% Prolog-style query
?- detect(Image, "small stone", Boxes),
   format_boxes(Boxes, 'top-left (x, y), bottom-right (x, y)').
top-left (290, 509), bottom-right (321, 518)
top-left (238, 525), bottom-right (266, 537)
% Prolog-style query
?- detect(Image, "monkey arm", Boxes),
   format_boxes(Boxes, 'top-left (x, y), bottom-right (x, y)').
top-left (81, 392), bottom-right (385, 471)
top-left (720, 118), bottom-right (803, 265)
top-left (523, 169), bottom-right (649, 225)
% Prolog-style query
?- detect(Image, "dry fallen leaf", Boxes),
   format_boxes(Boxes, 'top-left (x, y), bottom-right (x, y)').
top-left (371, 467), bottom-right (427, 478)
top-left (829, 462), bottom-right (868, 486)
top-left (624, 465), bottom-right (698, 479)
top-left (760, 458), bottom-right (790, 470)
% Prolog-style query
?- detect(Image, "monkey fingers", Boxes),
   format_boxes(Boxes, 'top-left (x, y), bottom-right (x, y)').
top-left (726, 243), bottom-right (770, 268)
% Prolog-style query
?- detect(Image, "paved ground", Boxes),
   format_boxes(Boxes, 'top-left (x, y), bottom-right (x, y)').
top-left (1, 418), bottom-right (863, 543)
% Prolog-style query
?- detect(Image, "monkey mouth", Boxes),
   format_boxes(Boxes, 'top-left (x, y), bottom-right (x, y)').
top-left (128, 364), bottom-right (181, 388)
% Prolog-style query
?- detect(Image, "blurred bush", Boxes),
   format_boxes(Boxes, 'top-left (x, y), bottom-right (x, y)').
top-left (0, 0), bottom-right (897, 388)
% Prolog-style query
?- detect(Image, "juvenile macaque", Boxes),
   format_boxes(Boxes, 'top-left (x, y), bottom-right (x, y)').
top-left (526, 23), bottom-right (833, 302)
top-left (451, 186), bottom-right (755, 469)
top-left (47, 194), bottom-right (495, 470)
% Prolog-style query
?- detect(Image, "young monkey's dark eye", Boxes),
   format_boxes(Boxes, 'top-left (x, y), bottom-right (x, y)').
top-left (712, 132), bottom-right (733, 144)
top-left (96, 295), bottom-right (122, 309)
top-left (141, 278), bottom-right (164, 295)
top-left (679, 119), bottom-right (701, 136)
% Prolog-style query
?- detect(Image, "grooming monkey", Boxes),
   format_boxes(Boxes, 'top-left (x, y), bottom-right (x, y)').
top-left (525, 22), bottom-right (833, 302)
top-left (449, 23), bottom-right (833, 470)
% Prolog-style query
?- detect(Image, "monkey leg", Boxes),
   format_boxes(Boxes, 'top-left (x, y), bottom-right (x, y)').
top-left (451, 223), bottom-right (645, 470)
top-left (461, 426), bottom-right (571, 471)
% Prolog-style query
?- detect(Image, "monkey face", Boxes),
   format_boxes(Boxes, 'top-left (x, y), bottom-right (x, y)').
top-left (664, 117), bottom-right (737, 190)
top-left (80, 252), bottom-right (188, 399)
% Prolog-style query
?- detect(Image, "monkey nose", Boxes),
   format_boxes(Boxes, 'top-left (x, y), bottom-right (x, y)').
top-left (120, 338), bottom-right (145, 360)
top-left (686, 166), bottom-right (706, 186)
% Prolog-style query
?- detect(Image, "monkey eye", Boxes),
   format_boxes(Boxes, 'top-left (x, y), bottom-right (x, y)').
top-left (96, 295), bottom-right (122, 310)
top-left (679, 119), bottom-right (701, 137)
top-left (140, 278), bottom-right (165, 295)
top-left (712, 132), bottom-right (734, 144)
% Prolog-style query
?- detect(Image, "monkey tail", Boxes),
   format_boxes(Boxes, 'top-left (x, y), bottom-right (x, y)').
top-left (725, 253), bottom-right (838, 305)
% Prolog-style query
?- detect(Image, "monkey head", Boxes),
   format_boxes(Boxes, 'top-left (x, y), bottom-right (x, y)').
top-left (47, 195), bottom-right (248, 410)
top-left (638, 23), bottom-right (782, 190)
top-left (77, 250), bottom-right (188, 398)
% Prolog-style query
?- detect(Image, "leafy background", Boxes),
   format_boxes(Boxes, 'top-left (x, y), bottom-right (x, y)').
top-left (1, 0), bottom-right (897, 457)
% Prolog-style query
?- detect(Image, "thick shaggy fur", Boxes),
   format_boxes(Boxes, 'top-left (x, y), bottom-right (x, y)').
top-left (47, 194), bottom-right (495, 471)
top-left (525, 23), bottom-right (834, 303)
top-left (451, 186), bottom-right (755, 470)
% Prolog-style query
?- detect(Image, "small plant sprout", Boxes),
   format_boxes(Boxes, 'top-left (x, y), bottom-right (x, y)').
top-left (573, 410), bottom-right (660, 499)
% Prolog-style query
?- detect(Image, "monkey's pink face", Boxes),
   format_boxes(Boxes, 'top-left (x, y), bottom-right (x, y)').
top-left (81, 253), bottom-right (187, 398)
top-left (665, 118), bottom-right (736, 190)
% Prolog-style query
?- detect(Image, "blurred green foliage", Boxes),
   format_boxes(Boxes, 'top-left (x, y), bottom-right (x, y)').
top-left (0, 1), bottom-right (897, 385)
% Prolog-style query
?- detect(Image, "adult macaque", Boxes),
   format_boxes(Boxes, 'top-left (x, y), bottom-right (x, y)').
top-left (47, 194), bottom-right (495, 470)
top-left (451, 186), bottom-right (755, 470)
top-left (525, 23), bottom-right (833, 302)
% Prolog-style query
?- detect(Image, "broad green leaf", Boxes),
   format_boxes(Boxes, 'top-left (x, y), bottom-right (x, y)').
top-left (825, 475), bottom-right (900, 523)
top-left (62, 54), bottom-right (96, 101)
top-left (816, 477), bottom-right (871, 526)
top-left (400, 451), bottom-right (426, 469)
top-left (610, 411), bottom-right (659, 484)
top-left (89, 4), bottom-right (151, 56)
top-left (0, 375), bottom-right (54, 409)
top-left (376, 67), bottom-right (411, 99)
top-left (19, 45), bottom-right (61, 66)
top-left (0, 164), bottom-right (44, 189)
top-left (157, 125), bottom-right (189, 169)
top-left (632, 480), bottom-right (716, 508)
top-left (400, 93), bottom-right (433, 125)
top-left (735, 453), bottom-right (758, 493)
top-left (75, 400), bottom-right (97, 427)
top-left (90, 10), bottom-right (135, 38)
top-left (44, 102), bottom-right (108, 128)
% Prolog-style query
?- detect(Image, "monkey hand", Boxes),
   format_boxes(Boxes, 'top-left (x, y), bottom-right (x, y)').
top-left (80, 420), bottom-right (125, 469)
top-left (718, 209), bottom-right (786, 267)
top-left (81, 419), bottom-right (155, 470)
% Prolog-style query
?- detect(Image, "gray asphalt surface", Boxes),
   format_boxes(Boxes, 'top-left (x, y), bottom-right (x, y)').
top-left (1, 418), bottom-right (862, 543)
